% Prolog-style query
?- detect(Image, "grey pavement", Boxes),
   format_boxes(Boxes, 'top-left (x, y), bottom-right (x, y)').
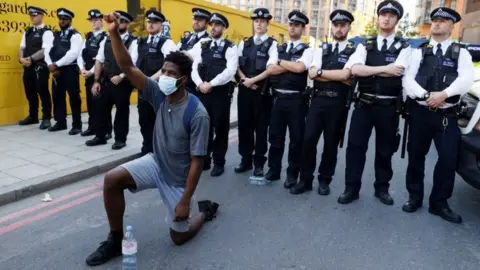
top-left (0, 91), bottom-right (238, 206)
top-left (1, 126), bottom-right (480, 269)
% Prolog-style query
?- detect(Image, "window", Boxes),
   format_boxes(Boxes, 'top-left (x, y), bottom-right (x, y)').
top-left (439, 0), bottom-right (445, 6)
top-left (450, 0), bottom-right (457, 10)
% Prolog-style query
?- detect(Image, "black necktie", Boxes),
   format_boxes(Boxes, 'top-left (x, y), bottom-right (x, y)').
top-left (333, 43), bottom-right (339, 55)
top-left (436, 44), bottom-right (443, 57)
top-left (289, 42), bottom-right (294, 52)
top-left (381, 39), bottom-right (388, 52)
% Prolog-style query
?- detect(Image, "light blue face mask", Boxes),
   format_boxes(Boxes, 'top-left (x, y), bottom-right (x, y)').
top-left (157, 75), bottom-right (184, 96)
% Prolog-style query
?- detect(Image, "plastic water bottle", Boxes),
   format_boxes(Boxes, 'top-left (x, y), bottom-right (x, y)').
top-left (249, 176), bottom-right (271, 186)
top-left (122, 225), bottom-right (137, 270)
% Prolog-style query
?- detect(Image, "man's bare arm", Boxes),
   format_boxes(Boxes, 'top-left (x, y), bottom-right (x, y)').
top-left (279, 60), bottom-right (305, 73)
top-left (249, 70), bottom-right (270, 84)
top-left (351, 64), bottom-right (402, 77)
top-left (29, 49), bottom-right (45, 61)
top-left (179, 156), bottom-right (204, 204)
top-left (267, 64), bottom-right (287, 75)
top-left (312, 68), bottom-right (351, 82)
top-left (238, 68), bottom-right (246, 80)
top-left (93, 60), bottom-right (103, 81)
top-left (109, 29), bottom-right (147, 90)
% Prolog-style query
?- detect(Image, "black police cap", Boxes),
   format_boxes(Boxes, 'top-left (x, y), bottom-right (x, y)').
top-left (430, 7), bottom-right (461, 23)
top-left (115, 10), bottom-right (134, 23)
top-left (87, 9), bottom-right (103, 20)
top-left (251, 8), bottom-right (272, 21)
top-left (27, 6), bottom-right (46, 16)
top-left (209, 12), bottom-right (229, 29)
top-left (192, 8), bottom-right (211, 20)
top-left (57, 8), bottom-right (75, 19)
top-left (146, 9), bottom-right (165, 23)
top-left (377, 0), bottom-right (404, 19)
top-left (330, 9), bottom-right (354, 23)
top-left (288, 10), bottom-right (309, 25)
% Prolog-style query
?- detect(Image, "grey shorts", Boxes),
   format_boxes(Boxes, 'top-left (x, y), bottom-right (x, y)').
top-left (120, 153), bottom-right (196, 233)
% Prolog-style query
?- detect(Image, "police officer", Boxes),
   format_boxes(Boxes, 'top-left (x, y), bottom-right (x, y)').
top-left (402, 7), bottom-right (473, 224)
top-left (339, 0), bottom-right (411, 205)
top-left (191, 13), bottom-right (238, 176)
top-left (177, 8), bottom-right (210, 51)
top-left (18, 6), bottom-right (53, 130)
top-left (178, 8), bottom-right (211, 95)
top-left (265, 11), bottom-right (313, 188)
top-left (44, 8), bottom-right (83, 134)
top-left (134, 9), bottom-right (177, 154)
top-left (77, 9), bottom-right (108, 137)
top-left (291, 10), bottom-right (355, 195)
top-left (235, 8), bottom-right (277, 177)
top-left (87, 11), bottom-right (137, 150)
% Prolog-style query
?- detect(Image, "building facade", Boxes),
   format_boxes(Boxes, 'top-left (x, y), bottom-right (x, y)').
top-left (415, 0), bottom-right (465, 39)
top-left (207, 0), bottom-right (369, 40)
top-left (460, 0), bottom-right (480, 43)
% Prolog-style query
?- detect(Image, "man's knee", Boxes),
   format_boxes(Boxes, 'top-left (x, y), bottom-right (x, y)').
top-left (104, 167), bottom-right (136, 191)
top-left (170, 229), bottom-right (190, 246)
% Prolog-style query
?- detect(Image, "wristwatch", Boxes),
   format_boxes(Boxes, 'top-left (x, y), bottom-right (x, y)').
top-left (316, 69), bottom-right (323, 77)
top-left (423, 92), bottom-right (430, 99)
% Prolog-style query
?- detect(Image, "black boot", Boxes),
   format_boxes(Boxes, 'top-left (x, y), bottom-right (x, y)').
top-left (48, 122), bottom-right (67, 132)
top-left (337, 189), bottom-right (360, 204)
top-left (19, 116), bottom-right (39, 126)
top-left (265, 169), bottom-right (281, 181)
top-left (284, 175), bottom-right (297, 189)
top-left (39, 119), bottom-right (51, 130)
top-left (234, 162), bottom-right (252, 173)
top-left (374, 191), bottom-right (394, 205)
top-left (428, 205), bottom-right (462, 224)
top-left (402, 199), bottom-right (422, 213)
top-left (210, 165), bottom-right (224, 177)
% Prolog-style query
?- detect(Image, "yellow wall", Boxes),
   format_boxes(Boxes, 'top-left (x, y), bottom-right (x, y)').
top-left (160, 0), bottom-right (288, 45)
top-left (0, 0), bottom-right (288, 126)
top-left (0, 0), bottom-right (128, 126)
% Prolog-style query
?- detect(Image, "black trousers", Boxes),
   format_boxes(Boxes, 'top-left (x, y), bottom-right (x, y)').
top-left (267, 94), bottom-right (308, 177)
top-left (198, 86), bottom-right (231, 167)
top-left (52, 65), bottom-right (82, 128)
top-left (94, 79), bottom-right (133, 142)
top-left (406, 102), bottom-right (461, 208)
top-left (237, 85), bottom-right (272, 167)
top-left (300, 96), bottom-right (346, 184)
top-left (85, 76), bottom-right (95, 129)
top-left (138, 96), bottom-right (156, 154)
top-left (344, 101), bottom-right (399, 193)
top-left (22, 66), bottom-right (52, 120)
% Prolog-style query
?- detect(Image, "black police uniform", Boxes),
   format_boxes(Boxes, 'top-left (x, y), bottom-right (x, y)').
top-left (20, 6), bottom-right (52, 129)
top-left (266, 11), bottom-right (311, 188)
top-left (236, 8), bottom-right (275, 176)
top-left (194, 13), bottom-right (235, 177)
top-left (89, 11), bottom-right (136, 150)
top-left (179, 8), bottom-right (211, 95)
top-left (80, 9), bottom-right (108, 136)
top-left (403, 7), bottom-right (468, 224)
top-left (136, 10), bottom-right (168, 154)
top-left (48, 8), bottom-right (82, 134)
top-left (292, 10), bottom-right (356, 195)
top-left (340, 0), bottom-right (407, 205)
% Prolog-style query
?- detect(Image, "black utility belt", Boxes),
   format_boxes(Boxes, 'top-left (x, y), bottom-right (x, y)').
top-left (313, 89), bottom-right (344, 98)
top-left (358, 93), bottom-right (398, 106)
top-left (273, 90), bottom-right (304, 99)
top-left (416, 102), bottom-right (459, 116)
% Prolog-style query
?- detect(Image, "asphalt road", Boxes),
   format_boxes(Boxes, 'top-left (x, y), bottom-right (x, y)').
top-left (1, 127), bottom-right (480, 270)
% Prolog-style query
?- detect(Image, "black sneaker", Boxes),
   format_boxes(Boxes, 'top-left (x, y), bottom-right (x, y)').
top-left (85, 233), bottom-right (122, 266)
top-left (198, 200), bottom-right (219, 221)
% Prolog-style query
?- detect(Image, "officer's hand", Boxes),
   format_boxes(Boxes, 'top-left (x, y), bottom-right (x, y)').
top-left (110, 75), bottom-right (123, 85)
top-left (242, 78), bottom-right (255, 89)
top-left (426, 91), bottom-right (448, 108)
top-left (91, 82), bottom-right (101, 97)
top-left (199, 82), bottom-right (212, 93)
top-left (308, 68), bottom-right (318, 79)
top-left (80, 69), bottom-right (89, 77)
top-left (385, 64), bottom-right (403, 76)
top-left (342, 79), bottom-right (353, 86)
top-left (104, 13), bottom-right (120, 33)
top-left (48, 64), bottom-right (57, 73)
top-left (52, 70), bottom-right (60, 77)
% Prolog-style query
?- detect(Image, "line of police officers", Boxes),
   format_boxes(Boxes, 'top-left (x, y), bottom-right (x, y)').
top-left (19, 1), bottom-right (474, 224)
